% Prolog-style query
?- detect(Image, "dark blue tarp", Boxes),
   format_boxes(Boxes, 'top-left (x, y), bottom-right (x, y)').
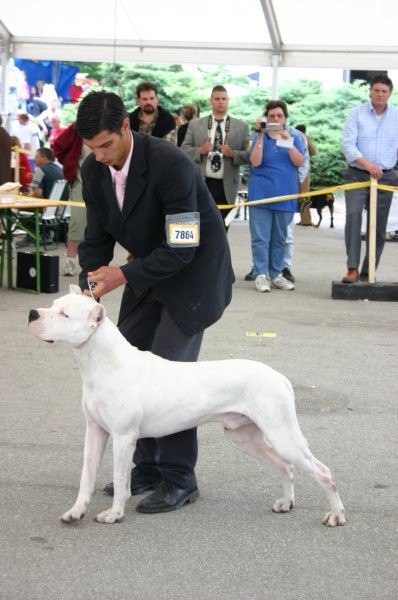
top-left (14, 59), bottom-right (79, 103)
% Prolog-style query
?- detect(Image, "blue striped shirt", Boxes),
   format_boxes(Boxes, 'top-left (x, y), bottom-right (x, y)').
top-left (342, 101), bottom-right (398, 170)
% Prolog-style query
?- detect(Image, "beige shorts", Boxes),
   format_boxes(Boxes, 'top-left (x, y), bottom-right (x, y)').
top-left (68, 179), bottom-right (87, 241)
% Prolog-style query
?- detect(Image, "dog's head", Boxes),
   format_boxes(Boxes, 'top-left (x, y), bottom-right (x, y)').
top-left (28, 284), bottom-right (106, 346)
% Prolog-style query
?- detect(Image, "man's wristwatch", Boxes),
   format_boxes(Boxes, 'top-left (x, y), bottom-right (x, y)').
top-left (254, 129), bottom-right (262, 133)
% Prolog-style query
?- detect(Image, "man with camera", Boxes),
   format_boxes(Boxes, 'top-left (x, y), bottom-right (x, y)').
top-left (181, 85), bottom-right (250, 230)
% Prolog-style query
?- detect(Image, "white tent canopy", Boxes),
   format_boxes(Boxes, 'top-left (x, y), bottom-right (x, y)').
top-left (1, 0), bottom-right (397, 69)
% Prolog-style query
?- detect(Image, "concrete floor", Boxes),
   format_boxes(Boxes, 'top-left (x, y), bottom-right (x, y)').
top-left (1, 196), bottom-right (397, 599)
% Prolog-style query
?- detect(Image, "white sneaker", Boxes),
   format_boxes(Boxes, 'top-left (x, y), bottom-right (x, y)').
top-left (255, 274), bottom-right (271, 292)
top-left (271, 274), bottom-right (295, 290)
top-left (63, 258), bottom-right (77, 277)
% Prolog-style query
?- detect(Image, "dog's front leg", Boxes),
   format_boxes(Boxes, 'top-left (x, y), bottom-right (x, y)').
top-left (329, 203), bottom-right (334, 228)
top-left (61, 421), bottom-right (109, 523)
top-left (95, 435), bottom-right (136, 524)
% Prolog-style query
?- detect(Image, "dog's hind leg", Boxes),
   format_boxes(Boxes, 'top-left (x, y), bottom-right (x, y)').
top-left (224, 422), bottom-right (295, 513)
top-left (289, 452), bottom-right (346, 526)
top-left (95, 434), bottom-right (137, 524)
top-left (225, 420), bottom-right (346, 526)
top-left (315, 208), bottom-right (322, 228)
top-left (61, 421), bottom-right (109, 523)
top-left (311, 457), bottom-right (346, 526)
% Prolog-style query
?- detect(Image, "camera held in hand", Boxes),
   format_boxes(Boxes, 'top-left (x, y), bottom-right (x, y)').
top-left (209, 151), bottom-right (223, 173)
top-left (265, 122), bottom-right (281, 132)
top-left (260, 117), bottom-right (267, 130)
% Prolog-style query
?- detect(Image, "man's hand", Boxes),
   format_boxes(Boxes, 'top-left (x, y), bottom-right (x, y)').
top-left (84, 266), bottom-right (127, 299)
top-left (356, 158), bottom-right (384, 180)
top-left (221, 142), bottom-right (234, 158)
top-left (200, 140), bottom-right (213, 155)
top-left (365, 163), bottom-right (384, 180)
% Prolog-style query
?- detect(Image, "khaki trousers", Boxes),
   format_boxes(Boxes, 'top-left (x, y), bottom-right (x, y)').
top-left (299, 175), bottom-right (312, 225)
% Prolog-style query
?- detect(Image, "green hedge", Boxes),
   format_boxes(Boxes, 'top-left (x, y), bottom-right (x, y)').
top-left (63, 63), bottom-right (398, 188)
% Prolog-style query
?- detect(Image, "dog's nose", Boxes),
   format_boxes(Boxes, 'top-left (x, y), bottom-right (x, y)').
top-left (28, 309), bottom-right (40, 323)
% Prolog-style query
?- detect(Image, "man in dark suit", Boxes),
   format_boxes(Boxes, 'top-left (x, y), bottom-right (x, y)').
top-left (76, 91), bottom-right (234, 514)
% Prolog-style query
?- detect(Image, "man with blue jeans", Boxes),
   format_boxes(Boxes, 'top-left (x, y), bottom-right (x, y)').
top-left (341, 74), bottom-right (398, 283)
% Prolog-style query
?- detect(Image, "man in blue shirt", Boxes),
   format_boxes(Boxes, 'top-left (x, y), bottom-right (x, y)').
top-left (341, 74), bottom-right (398, 283)
top-left (28, 147), bottom-right (69, 200)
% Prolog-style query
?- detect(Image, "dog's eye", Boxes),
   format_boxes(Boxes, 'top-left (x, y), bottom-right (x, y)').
top-left (61, 311), bottom-right (70, 318)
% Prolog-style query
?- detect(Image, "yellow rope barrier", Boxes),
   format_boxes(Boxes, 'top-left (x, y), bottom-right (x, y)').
top-left (14, 179), bottom-right (398, 211)
top-left (375, 184), bottom-right (398, 193)
top-left (216, 180), bottom-right (398, 210)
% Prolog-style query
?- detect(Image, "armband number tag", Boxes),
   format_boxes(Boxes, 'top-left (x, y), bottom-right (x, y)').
top-left (166, 212), bottom-right (200, 247)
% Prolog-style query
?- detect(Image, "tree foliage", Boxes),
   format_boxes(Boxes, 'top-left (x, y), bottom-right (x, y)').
top-left (64, 63), bottom-right (398, 187)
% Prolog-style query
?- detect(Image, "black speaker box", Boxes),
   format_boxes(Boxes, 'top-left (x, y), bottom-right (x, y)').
top-left (17, 252), bottom-right (59, 293)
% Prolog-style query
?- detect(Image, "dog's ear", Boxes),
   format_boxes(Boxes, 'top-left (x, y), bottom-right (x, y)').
top-left (70, 284), bottom-right (82, 295)
top-left (88, 304), bottom-right (106, 329)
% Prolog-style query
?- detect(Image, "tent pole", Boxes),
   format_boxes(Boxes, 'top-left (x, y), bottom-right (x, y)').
top-left (0, 20), bottom-right (11, 116)
top-left (271, 53), bottom-right (279, 99)
top-left (1, 50), bottom-right (10, 116)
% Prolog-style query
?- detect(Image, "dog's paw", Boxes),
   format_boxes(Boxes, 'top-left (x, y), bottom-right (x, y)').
top-left (322, 509), bottom-right (347, 527)
top-left (95, 509), bottom-right (125, 524)
top-left (60, 507), bottom-right (86, 523)
top-left (272, 497), bottom-right (294, 513)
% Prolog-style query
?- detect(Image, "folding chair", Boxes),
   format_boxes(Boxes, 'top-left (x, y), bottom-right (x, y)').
top-left (18, 179), bottom-right (68, 250)
top-left (55, 201), bottom-right (72, 244)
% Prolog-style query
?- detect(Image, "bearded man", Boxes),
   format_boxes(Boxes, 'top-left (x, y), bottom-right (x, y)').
top-left (129, 81), bottom-right (176, 143)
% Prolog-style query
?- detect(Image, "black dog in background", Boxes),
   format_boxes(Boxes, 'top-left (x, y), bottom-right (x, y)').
top-left (301, 193), bottom-right (334, 228)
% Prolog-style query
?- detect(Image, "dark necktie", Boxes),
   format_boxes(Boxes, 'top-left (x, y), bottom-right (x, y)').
top-left (213, 119), bottom-right (223, 152)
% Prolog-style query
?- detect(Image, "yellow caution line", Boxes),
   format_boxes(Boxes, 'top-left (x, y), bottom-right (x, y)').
top-left (15, 179), bottom-right (398, 211)
top-left (376, 184), bottom-right (398, 193)
top-left (217, 181), bottom-right (398, 210)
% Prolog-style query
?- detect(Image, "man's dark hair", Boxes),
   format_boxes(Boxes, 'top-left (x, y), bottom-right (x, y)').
top-left (264, 100), bottom-right (288, 118)
top-left (76, 91), bottom-right (128, 139)
top-left (136, 82), bottom-right (158, 97)
top-left (211, 85), bottom-right (227, 95)
top-left (37, 147), bottom-right (55, 161)
top-left (295, 124), bottom-right (306, 134)
top-left (369, 74), bottom-right (393, 91)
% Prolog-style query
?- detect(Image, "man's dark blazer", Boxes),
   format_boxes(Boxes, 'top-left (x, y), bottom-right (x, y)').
top-left (78, 132), bottom-right (234, 335)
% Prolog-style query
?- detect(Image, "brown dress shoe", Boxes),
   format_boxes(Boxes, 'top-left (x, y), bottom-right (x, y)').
top-left (342, 268), bottom-right (360, 283)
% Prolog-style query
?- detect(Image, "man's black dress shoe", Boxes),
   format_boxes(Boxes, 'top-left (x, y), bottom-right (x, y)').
top-left (136, 480), bottom-right (199, 513)
top-left (103, 467), bottom-right (162, 497)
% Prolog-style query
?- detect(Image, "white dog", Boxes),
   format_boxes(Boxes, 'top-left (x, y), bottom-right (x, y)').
top-left (28, 285), bottom-right (346, 527)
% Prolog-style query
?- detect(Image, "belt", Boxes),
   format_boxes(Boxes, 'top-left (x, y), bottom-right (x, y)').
top-left (348, 165), bottom-right (394, 173)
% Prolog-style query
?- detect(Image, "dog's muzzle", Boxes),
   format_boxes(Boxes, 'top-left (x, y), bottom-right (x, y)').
top-left (28, 309), bottom-right (40, 323)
